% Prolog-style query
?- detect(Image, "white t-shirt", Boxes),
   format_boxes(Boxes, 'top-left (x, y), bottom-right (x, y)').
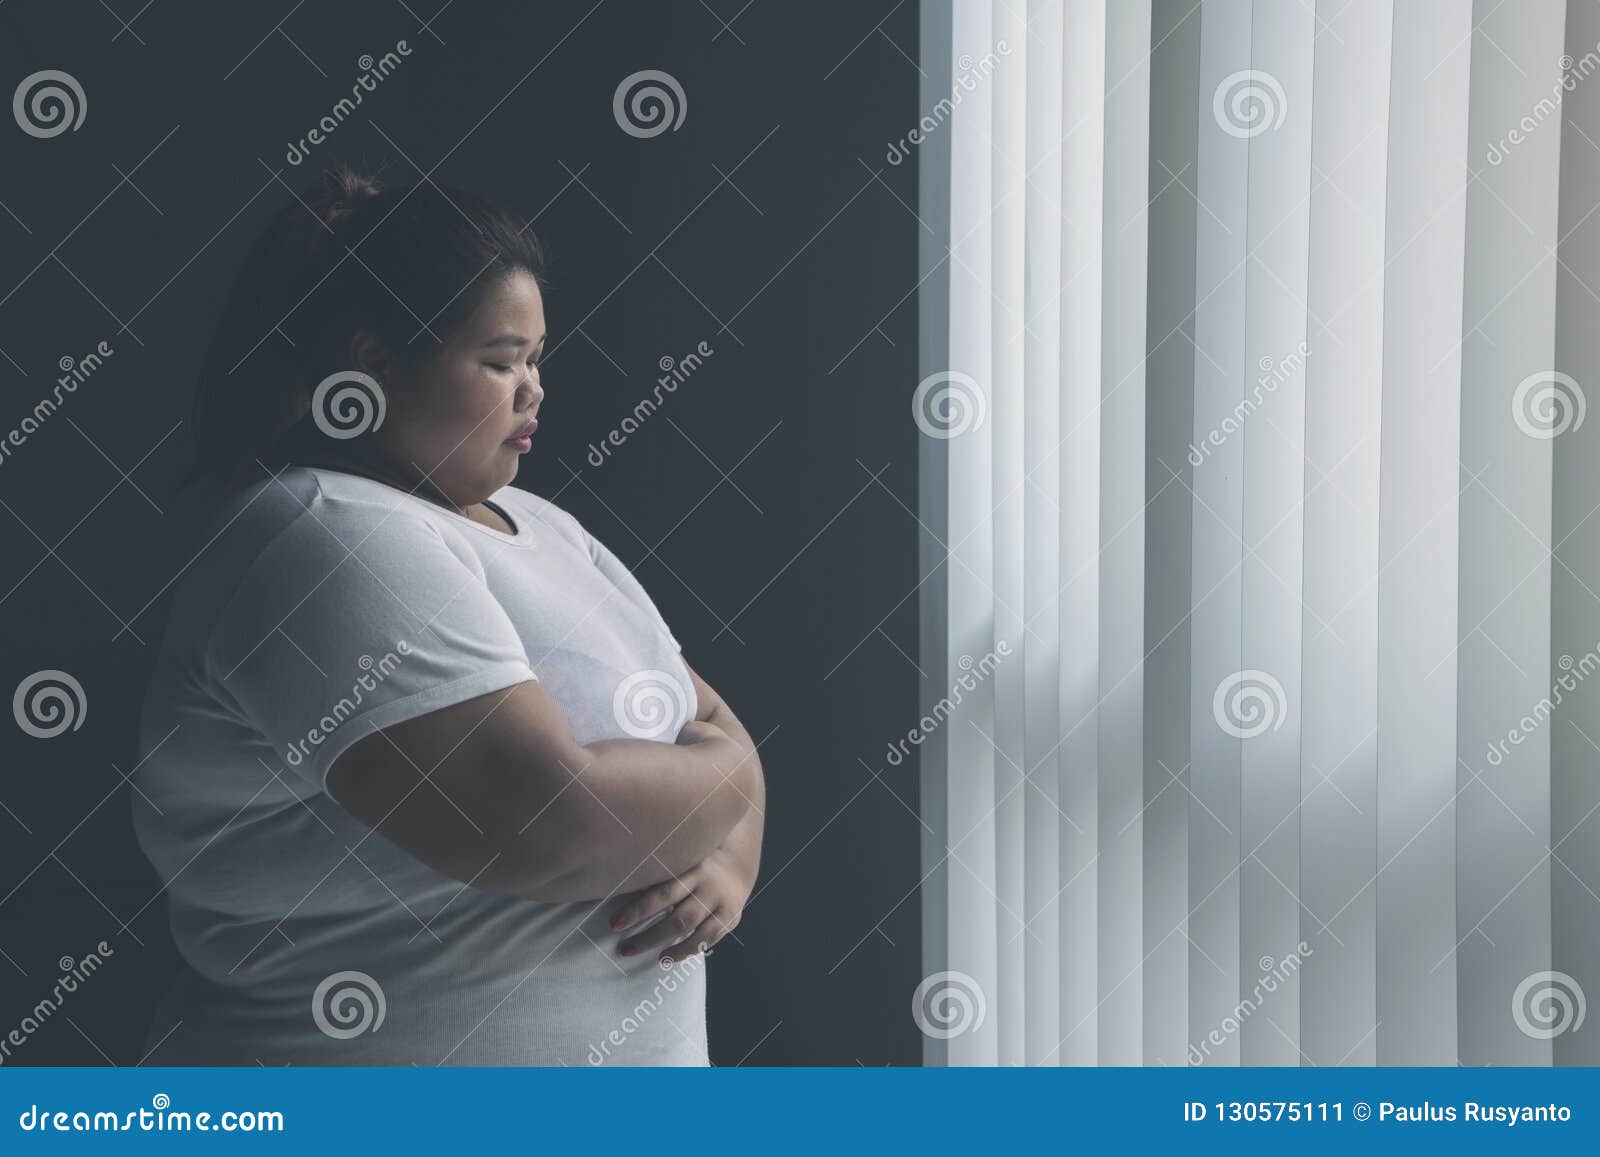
top-left (132, 466), bottom-right (706, 1066)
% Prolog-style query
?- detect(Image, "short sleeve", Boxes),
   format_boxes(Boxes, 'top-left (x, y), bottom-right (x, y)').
top-left (581, 524), bottom-right (684, 654)
top-left (206, 501), bottom-right (538, 794)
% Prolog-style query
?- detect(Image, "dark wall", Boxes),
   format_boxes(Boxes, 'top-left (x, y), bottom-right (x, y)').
top-left (0, 0), bottom-right (922, 1066)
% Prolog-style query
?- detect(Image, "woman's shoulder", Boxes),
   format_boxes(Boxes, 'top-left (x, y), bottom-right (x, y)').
top-left (179, 468), bottom-right (467, 622)
top-left (174, 468), bottom-right (482, 661)
top-left (211, 466), bottom-right (446, 557)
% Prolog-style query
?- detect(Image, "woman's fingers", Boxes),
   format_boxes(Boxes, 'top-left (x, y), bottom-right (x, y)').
top-left (659, 910), bottom-right (736, 965)
top-left (618, 892), bottom-right (713, 957)
top-left (610, 874), bottom-right (692, 934)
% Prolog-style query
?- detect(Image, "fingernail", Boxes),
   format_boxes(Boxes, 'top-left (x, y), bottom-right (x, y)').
top-left (609, 916), bottom-right (622, 930)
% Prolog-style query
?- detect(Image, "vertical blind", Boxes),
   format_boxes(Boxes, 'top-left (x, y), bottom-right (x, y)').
top-left (916, 0), bottom-right (1600, 1065)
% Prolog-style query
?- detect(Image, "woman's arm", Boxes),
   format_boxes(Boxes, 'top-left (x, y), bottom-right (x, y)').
top-left (324, 678), bottom-right (758, 902)
top-left (605, 663), bottom-right (766, 962)
top-left (541, 663), bottom-right (766, 901)
top-left (688, 662), bottom-right (765, 889)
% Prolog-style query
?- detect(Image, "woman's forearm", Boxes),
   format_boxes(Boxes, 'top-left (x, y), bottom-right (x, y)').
top-left (707, 702), bottom-right (765, 889)
top-left (510, 723), bottom-right (758, 900)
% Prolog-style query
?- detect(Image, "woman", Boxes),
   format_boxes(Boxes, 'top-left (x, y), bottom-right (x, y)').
top-left (131, 166), bottom-right (764, 1066)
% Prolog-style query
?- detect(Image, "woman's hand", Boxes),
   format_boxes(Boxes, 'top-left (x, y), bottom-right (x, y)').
top-left (609, 845), bottom-right (753, 964)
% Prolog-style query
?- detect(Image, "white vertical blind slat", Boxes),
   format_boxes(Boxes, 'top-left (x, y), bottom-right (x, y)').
top-left (1055, 0), bottom-right (1109, 1067)
top-left (1374, 0), bottom-right (1471, 1066)
top-left (990, 0), bottom-right (1030, 1069)
top-left (1553, 0), bottom-right (1600, 1069)
top-left (1456, 0), bottom-right (1566, 1067)
top-left (1299, 0), bottom-right (1391, 1068)
top-left (1185, 0), bottom-right (1251, 1066)
top-left (1022, 0), bottom-right (1066, 1066)
top-left (1237, 0), bottom-right (1316, 1067)
top-left (1142, 0), bottom-right (1203, 1068)
top-left (1097, 0), bottom-right (1153, 1066)
top-left (939, 0), bottom-right (1002, 1067)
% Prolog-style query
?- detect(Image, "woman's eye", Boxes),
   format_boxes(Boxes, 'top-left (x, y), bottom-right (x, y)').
top-left (486, 363), bottom-right (513, 373)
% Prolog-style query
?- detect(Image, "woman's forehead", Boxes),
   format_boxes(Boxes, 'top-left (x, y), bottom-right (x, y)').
top-left (462, 272), bottom-right (545, 341)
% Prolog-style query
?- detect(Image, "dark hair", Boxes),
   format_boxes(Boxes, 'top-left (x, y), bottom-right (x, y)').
top-left (181, 163), bottom-right (547, 492)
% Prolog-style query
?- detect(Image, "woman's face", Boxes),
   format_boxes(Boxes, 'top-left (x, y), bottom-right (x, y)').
top-left (357, 269), bottom-right (546, 506)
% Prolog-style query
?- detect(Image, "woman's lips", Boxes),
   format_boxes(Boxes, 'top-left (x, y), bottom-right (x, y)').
top-left (506, 418), bottom-right (538, 450)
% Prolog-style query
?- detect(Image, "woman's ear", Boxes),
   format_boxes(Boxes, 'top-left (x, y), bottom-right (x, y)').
top-left (346, 328), bottom-right (395, 387)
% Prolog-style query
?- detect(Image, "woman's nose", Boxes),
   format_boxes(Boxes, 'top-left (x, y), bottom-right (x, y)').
top-left (519, 369), bottom-right (543, 405)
